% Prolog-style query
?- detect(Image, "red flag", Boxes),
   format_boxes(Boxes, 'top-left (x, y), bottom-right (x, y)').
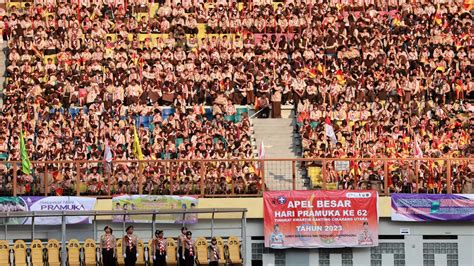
top-left (335, 69), bottom-right (346, 85)
top-left (55, 188), bottom-right (63, 196)
top-left (434, 13), bottom-right (442, 25)
top-left (397, 87), bottom-right (404, 96)
top-left (325, 116), bottom-right (331, 125)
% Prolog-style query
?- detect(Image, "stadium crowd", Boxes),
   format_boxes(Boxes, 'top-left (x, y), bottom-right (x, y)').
top-left (0, 0), bottom-right (472, 195)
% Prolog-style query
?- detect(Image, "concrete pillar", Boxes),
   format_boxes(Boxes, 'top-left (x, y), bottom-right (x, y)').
top-left (458, 236), bottom-right (474, 266)
top-left (353, 247), bottom-right (371, 265)
top-left (405, 235), bottom-right (423, 266)
top-left (262, 253), bottom-right (274, 266)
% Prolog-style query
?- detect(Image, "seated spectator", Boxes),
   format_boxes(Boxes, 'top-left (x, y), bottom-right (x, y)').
top-left (0, 0), bottom-right (472, 196)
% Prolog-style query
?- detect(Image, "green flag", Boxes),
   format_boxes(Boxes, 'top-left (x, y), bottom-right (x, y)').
top-left (20, 129), bottom-right (31, 175)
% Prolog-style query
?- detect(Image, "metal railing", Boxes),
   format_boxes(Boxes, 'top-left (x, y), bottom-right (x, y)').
top-left (0, 208), bottom-right (247, 266)
top-left (0, 157), bottom-right (472, 197)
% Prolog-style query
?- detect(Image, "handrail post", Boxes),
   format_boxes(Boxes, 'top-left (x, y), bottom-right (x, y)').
top-left (241, 211), bottom-right (247, 265)
top-left (322, 160), bottom-right (327, 190)
top-left (231, 172), bottom-right (235, 196)
top-left (168, 162), bottom-right (173, 195)
top-left (75, 162), bottom-right (81, 196)
top-left (61, 213), bottom-right (67, 266)
top-left (260, 159), bottom-right (265, 192)
top-left (383, 160), bottom-right (388, 195)
top-left (151, 212), bottom-right (156, 239)
top-left (211, 210), bottom-right (215, 238)
top-left (93, 215), bottom-right (97, 242)
top-left (414, 160), bottom-right (419, 193)
top-left (292, 160), bottom-right (296, 190)
top-left (200, 162), bottom-right (205, 196)
top-left (138, 162), bottom-right (143, 195)
top-left (44, 164), bottom-right (49, 196)
top-left (446, 159), bottom-right (452, 194)
top-left (13, 163), bottom-right (17, 196)
top-left (107, 166), bottom-right (112, 196)
top-left (31, 215), bottom-right (35, 240)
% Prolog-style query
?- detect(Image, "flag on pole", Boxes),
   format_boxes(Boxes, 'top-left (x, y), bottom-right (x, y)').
top-left (259, 141), bottom-right (265, 160)
top-left (317, 64), bottom-right (326, 76)
top-left (104, 141), bottom-right (113, 174)
top-left (434, 13), bottom-right (442, 25)
top-left (132, 125), bottom-right (144, 174)
top-left (324, 116), bottom-right (337, 144)
top-left (392, 14), bottom-right (401, 26)
top-left (20, 128), bottom-right (31, 175)
top-left (335, 69), bottom-right (346, 85)
top-left (104, 142), bottom-right (113, 163)
top-left (132, 125), bottom-right (143, 160)
top-left (414, 137), bottom-right (423, 158)
top-left (308, 68), bottom-right (317, 79)
top-left (255, 141), bottom-right (265, 177)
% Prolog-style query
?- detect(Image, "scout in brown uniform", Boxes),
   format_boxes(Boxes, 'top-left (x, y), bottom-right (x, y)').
top-left (122, 225), bottom-right (139, 266)
top-left (100, 226), bottom-right (117, 266)
top-left (178, 227), bottom-right (188, 266)
top-left (182, 231), bottom-right (195, 266)
top-left (208, 237), bottom-right (221, 266)
top-left (151, 230), bottom-right (167, 266)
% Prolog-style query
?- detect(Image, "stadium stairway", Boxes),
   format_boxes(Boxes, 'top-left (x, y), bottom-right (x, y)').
top-left (252, 118), bottom-right (306, 190)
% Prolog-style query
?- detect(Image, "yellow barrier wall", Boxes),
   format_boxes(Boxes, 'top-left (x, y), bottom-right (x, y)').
top-left (95, 196), bottom-right (392, 220)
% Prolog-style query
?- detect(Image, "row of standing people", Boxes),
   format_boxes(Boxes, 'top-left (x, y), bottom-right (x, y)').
top-left (100, 226), bottom-right (221, 266)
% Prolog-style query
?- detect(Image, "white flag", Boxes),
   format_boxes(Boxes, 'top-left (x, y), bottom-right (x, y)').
top-left (325, 124), bottom-right (337, 144)
top-left (259, 141), bottom-right (265, 159)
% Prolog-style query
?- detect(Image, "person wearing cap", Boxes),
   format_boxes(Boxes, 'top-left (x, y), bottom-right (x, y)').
top-left (151, 230), bottom-right (167, 266)
top-left (182, 231), bottom-right (195, 266)
top-left (178, 226), bottom-right (188, 266)
top-left (208, 237), bottom-right (221, 266)
top-left (122, 225), bottom-right (139, 266)
top-left (100, 226), bottom-right (117, 266)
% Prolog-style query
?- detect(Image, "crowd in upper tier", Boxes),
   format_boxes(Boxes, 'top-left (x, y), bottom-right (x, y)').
top-left (0, 0), bottom-right (472, 195)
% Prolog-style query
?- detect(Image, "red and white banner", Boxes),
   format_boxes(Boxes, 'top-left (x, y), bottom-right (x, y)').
top-left (264, 190), bottom-right (379, 248)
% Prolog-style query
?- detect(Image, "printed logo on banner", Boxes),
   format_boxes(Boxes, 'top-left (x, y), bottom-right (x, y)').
top-left (0, 196), bottom-right (97, 225)
top-left (430, 201), bottom-right (440, 214)
top-left (346, 192), bottom-right (372, 198)
top-left (277, 196), bottom-right (287, 205)
top-left (264, 190), bottom-right (379, 249)
top-left (270, 195), bottom-right (287, 205)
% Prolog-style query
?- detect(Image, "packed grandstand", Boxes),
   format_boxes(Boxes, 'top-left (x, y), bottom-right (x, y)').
top-left (0, 1), bottom-right (472, 266)
top-left (0, 0), bottom-right (472, 198)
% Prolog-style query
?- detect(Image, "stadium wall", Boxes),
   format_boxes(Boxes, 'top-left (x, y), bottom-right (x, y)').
top-left (94, 197), bottom-right (391, 219)
top-left (1, 197), bottom-right (473, 265)
top-left (2, 218), bottom-right (473, 266)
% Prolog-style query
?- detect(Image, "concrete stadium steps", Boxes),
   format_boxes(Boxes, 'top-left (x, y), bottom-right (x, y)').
top-left (252, 118), bottom-right (305, 191)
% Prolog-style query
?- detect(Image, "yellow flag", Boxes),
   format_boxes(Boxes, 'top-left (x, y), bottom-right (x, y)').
top-left (132, 125), bottom-right (143, 160)
top-left (132, 125), bottom-right (144, 174)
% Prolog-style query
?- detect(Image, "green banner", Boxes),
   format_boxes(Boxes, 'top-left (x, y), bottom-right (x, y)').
top-left (112, 195), bottom-right (198, 224)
